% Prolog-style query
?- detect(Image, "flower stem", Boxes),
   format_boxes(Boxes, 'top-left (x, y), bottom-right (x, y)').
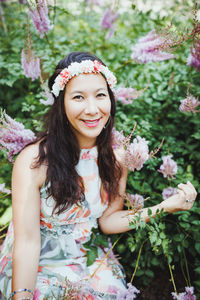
top-left (0, 233), bottom-right (6, 240)
top-left (168, 262), bottom-right (177, 294)
top-left (182, 247), bottom-right (191, 287)
top-left (90, 235), bottom-right (122, 278)
top-left (0, 223), bottom-right (9, 233)
top-left (130, 241), bottom-right (144, 284)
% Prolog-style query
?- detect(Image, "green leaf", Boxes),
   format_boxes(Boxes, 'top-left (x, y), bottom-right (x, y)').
top-left (86, 246), bottom-right (98, 266)
top-left (0, 206), bottom-right (12, 226)
top-left (145, 269), bottom-right (154, 278)
top-left (194, 266), bottom-right (200, 274)
top-left (195, 243), bottom-right (200, 254)
top-left (94, 234), bottom-right (108, 247)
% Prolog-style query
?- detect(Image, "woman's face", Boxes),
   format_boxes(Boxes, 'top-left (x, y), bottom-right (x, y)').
top-left (64, 73), bottom-right (111, 148)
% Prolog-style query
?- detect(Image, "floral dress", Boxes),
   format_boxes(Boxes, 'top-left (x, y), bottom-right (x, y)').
top-left (0, 147), bottom-right (127, 299)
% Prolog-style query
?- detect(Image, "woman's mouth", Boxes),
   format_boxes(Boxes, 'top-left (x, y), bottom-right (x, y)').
top-left (82, 118), bottom-right (101, 127)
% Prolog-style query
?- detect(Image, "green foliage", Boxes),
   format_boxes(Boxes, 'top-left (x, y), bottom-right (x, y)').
top-left (0, 0), bottom-right (199, 297)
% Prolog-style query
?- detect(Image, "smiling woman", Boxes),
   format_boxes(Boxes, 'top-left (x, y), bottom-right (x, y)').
top-left (0, 51), bottom-right (197, 300)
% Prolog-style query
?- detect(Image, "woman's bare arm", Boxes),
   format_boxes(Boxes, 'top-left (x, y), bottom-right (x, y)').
top-left (12, 144), bottom-right (46, 299)
top-left (99, 149), bottom-right (197, 235)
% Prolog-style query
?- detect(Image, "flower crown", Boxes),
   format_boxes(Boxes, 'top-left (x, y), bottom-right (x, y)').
top-left (51, 59), bottom-right (117, 97)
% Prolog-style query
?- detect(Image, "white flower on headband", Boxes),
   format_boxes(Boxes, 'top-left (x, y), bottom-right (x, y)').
top-left (51, 59), bottom-right (117, 97)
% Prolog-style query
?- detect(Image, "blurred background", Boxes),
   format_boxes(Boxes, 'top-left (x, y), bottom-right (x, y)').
top-left (0, 1), bottom-right (199, 299)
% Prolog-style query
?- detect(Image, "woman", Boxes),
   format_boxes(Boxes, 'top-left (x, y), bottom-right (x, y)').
top-left (0, 52), bottom-right (197, 299)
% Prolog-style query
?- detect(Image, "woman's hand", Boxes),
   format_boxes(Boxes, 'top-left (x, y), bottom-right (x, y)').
top-left (160, 181), bottom-right (197, 213)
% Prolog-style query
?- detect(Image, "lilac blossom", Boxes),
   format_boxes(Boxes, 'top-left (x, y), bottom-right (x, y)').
top-left (162, 187), bottom-right (177, 200)
top-left (39, 84), bottom-right (54, 105)
top-left (125, 136), bottom-right (149, 171)
top-left (126, 193), bottom-right (144, 210)
top-left (0, 111), bottom-right (36, 162)
top-left (60, 278), bottom-right (97, 300)
top-left (158, 154), bottom-right (178, 179)
top-left (172, 286), bottom-right (196, 300)
top-left (115, 87), bottom-right (143, 104)
top-left (28, 0), bottom-right (53, 38)
top-left (112, 128), bottom-right (125, 150)
top-left (179, 95), bottom-right (200, 113)
top-left (102, 238), bottom-right (120, 261)
top-left (101, 8), bottom-right (118, 39)
top-left (0, 183), bottom-right (11, 195)
top-left (116, 283), bottom-right (140, 299)
top-left (131, 29), bottom-right (175, 64)
top-left (21, 48), bottom-right (40, 81)
top-left (187, 42), bottom-right (200, 71)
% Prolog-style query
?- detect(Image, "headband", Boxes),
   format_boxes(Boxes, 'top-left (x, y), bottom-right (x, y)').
top-left (51, 59), bottom-right (117, 97)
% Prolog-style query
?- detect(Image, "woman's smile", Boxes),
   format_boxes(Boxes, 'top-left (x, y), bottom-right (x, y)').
top-left (81, 118), bottom-right (101, 127)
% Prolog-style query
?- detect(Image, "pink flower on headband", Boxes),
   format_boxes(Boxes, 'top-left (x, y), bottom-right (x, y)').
top-left (52, 60), bottom-right (117, 97)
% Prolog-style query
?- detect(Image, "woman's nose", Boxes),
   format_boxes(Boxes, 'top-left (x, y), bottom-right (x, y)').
top-left (84, 98), bottom-right (99, 115)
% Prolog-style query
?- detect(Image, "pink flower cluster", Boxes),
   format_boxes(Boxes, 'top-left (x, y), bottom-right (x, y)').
top-left (0, 112), bottom-right (36, 162)
top-left (172, 286), bottom-right (196, 300)
top-left (21, 48), bottom-right (40, 81)
top-left (131, 29), bottom-right (175, 64)
top-left (125, 136), bottom-right (149, 171)
top-left (39, 84), bottom-right (54, 106)
top-left (29, 0), bottom-right (53, 38)
top-left (158, 155), bottom-right (178, 179)
top-left (179, 95), bottom-right (200, 114)
top-left (116, 283), bottom-right (140, 299)
top-left (112, 128), bottom-right (125, 149)
top-left (126, 193), bottom-right (144, 210)
top-left (112, 129), bottom-right (149, 171)
top-left (162, 187), bottom-right (177, 200)
top-left (115, 87), bottom-right (143, 104)
top-left (187, 42), bottom-right (200, 71)
top-left (0, 183), bottom-right (11, 195)
top-left (101, 8), bottom-right (118, 39)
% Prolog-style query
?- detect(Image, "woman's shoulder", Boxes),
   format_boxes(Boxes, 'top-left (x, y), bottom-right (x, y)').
top-left (15, 142), bottom-right (40, 165)
top-left (13, 142), bottom-right (47, 188)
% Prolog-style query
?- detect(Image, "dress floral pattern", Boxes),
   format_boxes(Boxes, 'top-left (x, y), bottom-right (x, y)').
top-left (0, 147), bottom-right (127, 299)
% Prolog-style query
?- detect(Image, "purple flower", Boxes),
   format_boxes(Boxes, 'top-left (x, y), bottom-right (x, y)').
top-left (101, 8), bottom-right (118, 39)
top-left (0, 111), bottom-right (36, 162)
top-left (187, 42), bottom-right (200, 71)
top-left (112, 128), bottom-right (125, 149)
top-left (0, 183), bottom-right (11, 194)
top-left (162, 187), bottom-right (177, 200)
top-left (115, 87), bottom-right (142, 104)
top-left (125, 193), bottom-right (144, 210)
top-left (179, 95), bottom-right (200, 113)
top-left (172, 286), bottom-right (196, 300)
top-left (131, 29), bottom-right (175, 64)
top-left (102, 237), bottom-right (120, 262)
top-left (125, 136), bottom-right (149, 171)
top-left (116, 282), bottom-right (140, 299)
top-left (28, 0), bottom-right (53, 38)
top-left (39, 84), bottom-right (54, 105)
top-left (158, 154), bottom-right (178, 179)
top-left (21, 48), bottom-right (40, 81)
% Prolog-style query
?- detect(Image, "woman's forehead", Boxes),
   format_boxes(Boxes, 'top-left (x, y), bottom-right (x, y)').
top-left (66, 73), bottom-right (108, 93)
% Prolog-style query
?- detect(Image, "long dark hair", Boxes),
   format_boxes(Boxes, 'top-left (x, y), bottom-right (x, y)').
top-left (34, 51), bottom-right (122, 214)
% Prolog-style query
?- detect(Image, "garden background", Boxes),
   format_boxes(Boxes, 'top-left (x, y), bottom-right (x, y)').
top-left (0, 0), bottom-right (200, 299)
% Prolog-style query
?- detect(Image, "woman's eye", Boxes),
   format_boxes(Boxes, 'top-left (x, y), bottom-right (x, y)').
top-left (97, 93), bottom-right (106, 98)
top-left (73, 95), bottom-right (84, 100)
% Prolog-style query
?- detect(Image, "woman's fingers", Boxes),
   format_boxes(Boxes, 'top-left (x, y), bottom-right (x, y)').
top-left (177, 181), bottom-right (197, 204)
